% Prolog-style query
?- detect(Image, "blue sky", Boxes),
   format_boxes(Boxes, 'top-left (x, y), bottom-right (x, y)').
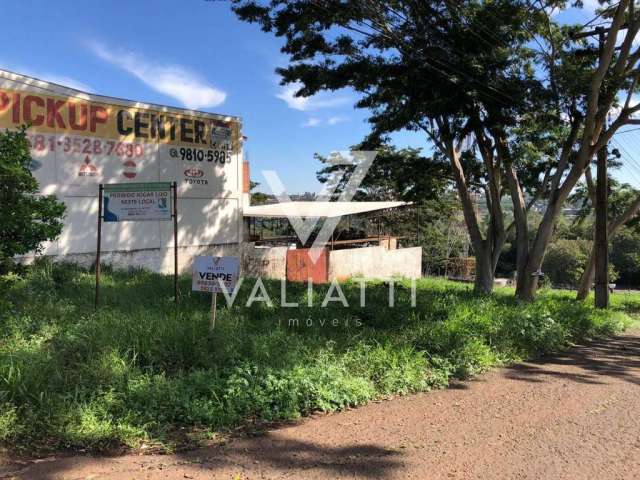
top-left (2, 0), bottom-right (639, 193)
top-left (0, 0), bottom-right (423, 193)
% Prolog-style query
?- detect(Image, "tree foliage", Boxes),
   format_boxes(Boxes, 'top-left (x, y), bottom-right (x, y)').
top-left (231, 0), bottom-right (640, 300)
top-left (0, 128), bottom-right (65, 271)
top-left (610, 227), bottom-right (640, 286)
top-left (231, 0), bottom-right (544, 294)
top-left (316, 144), bottom-right (450, 202)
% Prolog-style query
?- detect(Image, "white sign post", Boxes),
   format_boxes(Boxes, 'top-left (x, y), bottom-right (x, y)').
top-left (192, 256), bottom-right (240, 330)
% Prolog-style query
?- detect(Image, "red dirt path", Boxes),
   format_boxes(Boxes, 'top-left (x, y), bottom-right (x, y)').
top-left (2, 331), bottom-right (639, 480)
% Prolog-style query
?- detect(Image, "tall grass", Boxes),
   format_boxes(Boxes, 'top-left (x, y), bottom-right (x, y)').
top-left (0, 261), bottom-right (633, 453)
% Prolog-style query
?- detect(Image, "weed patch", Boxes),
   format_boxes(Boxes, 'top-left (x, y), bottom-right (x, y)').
top-left (0, 262), bottom-right (632, 453)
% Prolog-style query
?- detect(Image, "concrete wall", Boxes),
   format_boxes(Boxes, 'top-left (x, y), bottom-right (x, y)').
top-left (328, 246), bottom-right (422, 281)
top-left (29, 244), bottom-right (422, 281)
top-left (20, 244), bottom-right (241, 274)
top-left (241, 245), bottom-right (288, 279)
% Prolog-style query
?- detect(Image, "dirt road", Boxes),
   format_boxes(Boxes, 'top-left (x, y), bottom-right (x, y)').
top-left (3, 331), bottom-right (639, 480)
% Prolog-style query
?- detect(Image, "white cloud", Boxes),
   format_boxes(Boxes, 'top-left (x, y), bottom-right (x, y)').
top-left (38, 74), bottom-right (93, 92)
top-left (327, 116), bottom-right (348, 125)
top-left (88, 41), bottom-right (226, 110)
top-left (277, 82), bottom-right (351, 111)
top-left (580, 0), bottom-right (600, 14)
top-left (302, 117), bottom-right (321, 127)
top-left (301, 115), bottom-right (349, 127)
top-left (0, 63), bottom-right (93, 92)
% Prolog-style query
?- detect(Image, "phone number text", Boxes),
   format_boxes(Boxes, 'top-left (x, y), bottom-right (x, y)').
top-left (27, 134), bottom-right (145, 158)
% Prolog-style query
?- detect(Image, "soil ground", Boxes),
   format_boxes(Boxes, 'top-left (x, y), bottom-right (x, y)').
top-left (2, 330), bottom-right (639, 480)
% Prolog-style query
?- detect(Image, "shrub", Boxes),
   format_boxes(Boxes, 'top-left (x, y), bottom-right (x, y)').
top-left (610, 227), bottom-right (640, 286)
top-left (0, 128), bottom-right (66, 272)
top-left (0, 263), bottom-right (632, 453)
top-left (542, 239), bottom-right (590, 288)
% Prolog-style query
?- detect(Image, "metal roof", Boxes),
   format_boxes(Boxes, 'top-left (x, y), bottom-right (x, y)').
top-left (0, 68), bottom-right (242, 122)
top-left (243, 201), bottom-right (408, 218)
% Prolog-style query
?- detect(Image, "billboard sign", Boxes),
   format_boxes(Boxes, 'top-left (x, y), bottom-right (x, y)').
top-left (0, 82), bottom-right (240, 195)
top-left (192, 256), bottom-right (240, 293)
top-left (103, 182), bottom-right (172, 222)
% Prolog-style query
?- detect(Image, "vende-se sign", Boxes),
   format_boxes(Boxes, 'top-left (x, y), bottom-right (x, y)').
top-left (103, 182), bottom-right (172, 222)
top-left (192, 256), bottom-right (240, 293)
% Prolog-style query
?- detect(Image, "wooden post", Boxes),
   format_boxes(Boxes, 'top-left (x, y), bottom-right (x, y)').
top-left (210, 291), bottom-right (218, 330)
top-left (570, 26), bottom-right (621, 308)
top-left (95, 184), bottom-right (103, 310)
top-left (172, 181), bottom-right (179, 304)
top-left (595, 140), bottom-right (609, 308)
top-left (594, 28), bottom-right (609, 308)
top-left (416, 204), bottom-right (420, 244)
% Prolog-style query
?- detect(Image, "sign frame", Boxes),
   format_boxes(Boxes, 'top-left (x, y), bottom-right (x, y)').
top-left (191, 255), bottom-right (240, 330)
top-left (102, 182), bottom-right (173, 222)
top-left (95, 182), bottom-right (179, 308)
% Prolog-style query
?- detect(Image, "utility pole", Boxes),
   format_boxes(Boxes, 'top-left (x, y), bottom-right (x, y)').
top-left (594, 27), bottom-right (609, 308)
top-left (571, 25), bottom-right (616, 308)
top-left (595, 119), bottom-right (610, 307)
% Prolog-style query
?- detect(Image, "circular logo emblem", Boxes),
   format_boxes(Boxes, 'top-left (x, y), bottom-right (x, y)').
top-left (122, 160), bottom-right (137, 179)
top-left (184, 169), bottom-right (204, 178)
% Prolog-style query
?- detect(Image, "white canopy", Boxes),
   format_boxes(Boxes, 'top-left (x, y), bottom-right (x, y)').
top-left (243, 201), bottom-right (408, 219)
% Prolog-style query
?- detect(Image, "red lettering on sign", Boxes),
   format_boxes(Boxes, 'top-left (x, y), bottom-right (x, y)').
top-left (12, 93), bottom-right (20, 123)
top-left (68, 102), bottom-right (87, 131)
top-left (24, 95), bottom-right (45, 126)
top-left (47, 98), bottom-right (66, 128)
top-left (89, 105), bottom-right (108, 132)
top-left (0, 91), bottom-right (9, 112)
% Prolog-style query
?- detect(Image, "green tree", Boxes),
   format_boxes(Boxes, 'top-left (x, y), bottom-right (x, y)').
top-left (230, 0), bottom-right (640, 301)
top-left (542, 239), bottom-right (591, 288)
top-left (610, 227), bottom-right (640, 286)
top-left (316, 144), bottom-right (450, 202)
top-left (506, 1), bottom-right (640, 301)
top-left (231, 0), bottom-right (545, 295)
top-left (249, 180), bottom-right (273, 205)
top-left (0, 128), bottom-right (65, 272)
top-left (316, 145), bottom-right (468, 274)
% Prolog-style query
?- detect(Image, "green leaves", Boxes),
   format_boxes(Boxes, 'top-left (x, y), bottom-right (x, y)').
top-left (0, 127), bottom-right (65, 271)
top-left (0, 264), bottom-right (632, 452)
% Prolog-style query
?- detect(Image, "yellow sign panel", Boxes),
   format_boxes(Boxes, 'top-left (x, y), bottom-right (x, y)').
top-left (0, 87), bottom-right (240, 151)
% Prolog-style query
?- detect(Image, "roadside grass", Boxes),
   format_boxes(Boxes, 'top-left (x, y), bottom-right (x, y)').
top-left (0, 261), bottom-right (635, 454)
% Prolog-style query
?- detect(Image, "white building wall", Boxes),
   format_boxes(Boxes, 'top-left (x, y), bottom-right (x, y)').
top-left (2, 69), bottom-right (243, 272)
top-left (328, 246), bottom-right (422, 281)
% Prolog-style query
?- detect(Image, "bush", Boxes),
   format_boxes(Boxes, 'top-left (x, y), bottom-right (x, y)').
top-left (610, 227), bottom-right (640, 286)
top-left (0, 128), bottom-right (65, 272)
top-left (0, 263), bottom-right (632, 453)
top-left (542, 239), bottom-right (590, 287)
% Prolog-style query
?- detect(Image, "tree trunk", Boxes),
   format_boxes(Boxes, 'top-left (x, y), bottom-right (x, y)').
top-left (576, 249), bottom-right (596, 300)
top-left (515, 192), bottom-right (566, 301)
top-left (504, 163), bottom-right (529, 297)
top-left (474, 244), bottom-right (494, 295)
top-left (436, 119), bottom-right (497, 295)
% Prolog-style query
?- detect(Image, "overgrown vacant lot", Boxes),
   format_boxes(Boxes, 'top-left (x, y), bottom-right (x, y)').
top-left (0, 262), bottom-right (636, 454)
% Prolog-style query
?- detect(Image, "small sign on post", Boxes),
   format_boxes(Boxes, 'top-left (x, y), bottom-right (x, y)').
top-left (192, 256), bottom-right (240, 330)
top-left (95, 182), bottom-right (178, 309)
top-left (103, 182), bottom-right (173, 222)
